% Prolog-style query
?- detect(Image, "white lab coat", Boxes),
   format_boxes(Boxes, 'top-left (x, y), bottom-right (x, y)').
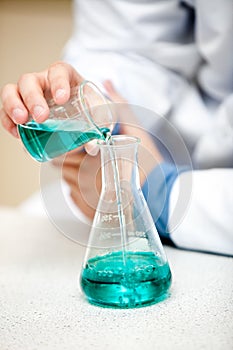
top-left (21, 0), bottom-right (233, 255)
top-left (64, 0), bottom-right (233, 167)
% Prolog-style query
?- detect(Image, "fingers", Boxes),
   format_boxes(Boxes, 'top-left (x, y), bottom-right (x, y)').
top-left (17, 72), bottom-right (50, 123)
top-left (17, 61), bottom-right (83, 123)
top-left (84, 140), bottom-right (99, 156)
top-left (16, 62), bottom-right (83, 123)
top-left (0, 83), bottom-right (29, 125)
top-left (47, 61), bottom-right (84, 105)
top-left (0, 62), bottom-right (85, 135)
top-left (0, 71), bottom-right (49, 126)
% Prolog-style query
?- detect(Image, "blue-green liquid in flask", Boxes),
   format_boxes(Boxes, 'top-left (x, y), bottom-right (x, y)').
top-left (18, 120), bottom-right (109, 162)
top-left (81, 251), bottom-right (172, 308)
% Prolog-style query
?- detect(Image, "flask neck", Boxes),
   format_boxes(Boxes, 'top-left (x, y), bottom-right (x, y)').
top-left (99, 136), bottom-right (140, 191)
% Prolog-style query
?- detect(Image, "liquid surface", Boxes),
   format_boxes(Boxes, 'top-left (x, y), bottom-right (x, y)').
top-left (18, 120), bottom-right (109, 162)
top-left (81, 251), bottom-right (172, 308)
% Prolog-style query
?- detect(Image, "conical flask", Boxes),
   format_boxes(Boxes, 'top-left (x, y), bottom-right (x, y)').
top-left (80, 135), bottom-right (172, 308)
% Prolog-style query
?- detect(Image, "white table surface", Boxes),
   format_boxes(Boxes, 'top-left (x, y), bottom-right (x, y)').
top-left (0, 208), bottom-right (232, 350)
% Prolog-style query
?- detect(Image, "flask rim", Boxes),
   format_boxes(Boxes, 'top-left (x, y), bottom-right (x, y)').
top-left (98, 135), bottom-right (140, 149)
top-left (78, 80), bottom-right (113, 131)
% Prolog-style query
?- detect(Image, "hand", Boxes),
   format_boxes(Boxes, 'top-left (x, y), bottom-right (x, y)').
top-left (0, 61), bottom-right (84, 138)
top-left (56, 81), bottom-right (163, 220)
top-left (53, 149), bottom-right (102, 220)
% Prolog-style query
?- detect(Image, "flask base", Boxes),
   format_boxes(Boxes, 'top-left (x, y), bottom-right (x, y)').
top-left (80, 251), bottom-right (172, 309)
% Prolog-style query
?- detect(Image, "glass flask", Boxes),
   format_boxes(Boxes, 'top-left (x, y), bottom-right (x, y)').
top-left (80, 135), bottom-right (172, 308)
top-left (17, 81), bottom-right (113, 162)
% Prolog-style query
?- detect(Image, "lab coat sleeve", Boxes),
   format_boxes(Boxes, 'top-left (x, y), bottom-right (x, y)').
top-left (169, 168), bottom-right (233, 256)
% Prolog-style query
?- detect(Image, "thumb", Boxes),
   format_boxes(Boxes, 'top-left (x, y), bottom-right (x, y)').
top-left (84, 140), bottom-right (99, 156)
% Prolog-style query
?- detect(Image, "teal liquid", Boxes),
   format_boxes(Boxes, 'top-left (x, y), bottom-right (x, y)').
top-left (18, 120), bottom-right (109, 162)
top-left (81, 251), bottom-right (172, 308)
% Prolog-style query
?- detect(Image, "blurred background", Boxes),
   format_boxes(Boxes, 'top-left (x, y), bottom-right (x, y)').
top-left (0, 0), bottom-right (72, 206)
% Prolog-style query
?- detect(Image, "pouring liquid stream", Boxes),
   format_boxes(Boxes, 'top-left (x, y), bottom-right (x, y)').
top-left (104, 131), bottom-right (128, 268)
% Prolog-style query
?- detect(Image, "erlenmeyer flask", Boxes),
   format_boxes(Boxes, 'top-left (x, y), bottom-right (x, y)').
top-left (80, 135), bottom-right (172, 308)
